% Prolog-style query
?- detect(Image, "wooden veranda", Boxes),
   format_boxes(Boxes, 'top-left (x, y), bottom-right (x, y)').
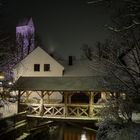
top-left (18, 90), bottom-right (103, 120)
top-left (14, 76), bottom-right (126, 120)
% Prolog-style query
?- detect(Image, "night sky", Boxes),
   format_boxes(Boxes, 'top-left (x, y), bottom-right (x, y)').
top-left (6, 0), bottom-right (112, 58)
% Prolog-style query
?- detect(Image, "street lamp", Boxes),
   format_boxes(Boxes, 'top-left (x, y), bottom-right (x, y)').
top-left (8, 81), bottom-right (13, 85)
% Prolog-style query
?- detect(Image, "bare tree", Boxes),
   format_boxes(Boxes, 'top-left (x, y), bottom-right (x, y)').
top-left (84, 1), bottom-right (140, 139)
top-left (85, 0), bottom-right (140, 95)
top-left (81, 1), bottom-right (140, 126)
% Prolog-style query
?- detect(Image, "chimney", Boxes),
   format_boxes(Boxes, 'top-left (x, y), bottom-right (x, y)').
top-left (68, 56), bottom-right (73, 65)
top-left (50, 53), bottom-right (54, 58)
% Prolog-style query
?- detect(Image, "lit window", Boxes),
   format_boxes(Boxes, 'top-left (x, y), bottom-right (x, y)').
top-left (34, 64), bottom-right (40, 71)
top-left (44, 64), bottom-right (50, 71)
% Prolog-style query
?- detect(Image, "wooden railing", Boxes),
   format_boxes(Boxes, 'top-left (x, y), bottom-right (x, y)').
top-left (44, 104), bottom-right (65, 117)
top-left (0, 112), bottom-right (27, 139)
top-left (67, 104), bottom-right (89, 117)
top-left (21, 103), bottom-right (102, 119)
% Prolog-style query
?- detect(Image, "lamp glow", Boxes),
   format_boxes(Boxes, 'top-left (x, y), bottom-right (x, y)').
top-left (0, 75), bottom-right (4, 80)
top-left (8, 82), bottom-right (13, 85)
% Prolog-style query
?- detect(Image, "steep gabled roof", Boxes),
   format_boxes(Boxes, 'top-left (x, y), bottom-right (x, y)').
top-left (13, 46), bottom-right (64, 70)
top-left (17, 17), bottom-right (33, 27)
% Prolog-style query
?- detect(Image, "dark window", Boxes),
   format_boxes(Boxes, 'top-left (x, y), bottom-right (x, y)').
top-left (34, 64), bottom-right (40, 71)
top-left (44, 64), bottom-right (50, 71)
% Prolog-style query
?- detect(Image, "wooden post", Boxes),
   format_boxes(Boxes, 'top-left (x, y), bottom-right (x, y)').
top-left (17, 90), bottom-right (21, 113)
top-left (68, 94), bottom-right (71, 104)
top-left (46, 91), bottom-right (50, 104)
top-left (39, 91), bottom-right (44, 116)
top-left (89, 92), bottom-right (94, 117)
top-left (64, 93), bottom-right (68, 117)
top-left (68, 93), bottom-right (74, 104)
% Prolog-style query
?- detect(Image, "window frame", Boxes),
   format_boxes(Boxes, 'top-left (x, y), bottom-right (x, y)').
top-left (44, 64), bottom-right (50, 71)
top-left (34, 64), bottom-right (40, 72)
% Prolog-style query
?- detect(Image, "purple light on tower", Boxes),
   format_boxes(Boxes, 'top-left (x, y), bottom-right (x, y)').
top-left (16, 17), bottom-right (35, 60)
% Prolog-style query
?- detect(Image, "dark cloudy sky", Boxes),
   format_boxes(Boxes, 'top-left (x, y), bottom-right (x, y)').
top-left (6, 0), bottom-right (112, 58)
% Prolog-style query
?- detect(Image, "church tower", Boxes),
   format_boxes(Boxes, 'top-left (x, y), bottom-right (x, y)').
top-left (16, 17), bottom-right (35, 60)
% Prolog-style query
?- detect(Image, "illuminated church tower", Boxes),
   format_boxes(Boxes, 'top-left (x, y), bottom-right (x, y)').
top-left (16, 17), bottom-right (35, 59)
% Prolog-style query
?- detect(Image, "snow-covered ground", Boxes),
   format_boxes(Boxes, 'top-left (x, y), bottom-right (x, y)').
top-left (0, 102), bottom-right (17, 118)
top-left (132, 113), bottom-right (140, 123)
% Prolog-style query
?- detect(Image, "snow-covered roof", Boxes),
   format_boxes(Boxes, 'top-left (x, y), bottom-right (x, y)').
top-left (13, 76), bottom-right (126, 91)
top-left (60, 59), bottom-right (108, 77)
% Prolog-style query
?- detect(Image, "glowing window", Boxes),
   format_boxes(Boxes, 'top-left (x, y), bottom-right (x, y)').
top-left (34, 64), bottom-right (40, 71)
top-left (44, 64), bottom-right (50, 71)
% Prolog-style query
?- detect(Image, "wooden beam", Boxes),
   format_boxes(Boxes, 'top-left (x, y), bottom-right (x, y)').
top-left (64, 93), bottom-right (68, 117)
top-left (17, 90), bottom-right (21, 113)
top-left (39, 91), bottom-right (44, 115)
top-left (68, 94), bottom-right (73, 104)
top-left (20, 91), bottom-right (26, 97)
top-left (89, 92), bottom-right (94, 117)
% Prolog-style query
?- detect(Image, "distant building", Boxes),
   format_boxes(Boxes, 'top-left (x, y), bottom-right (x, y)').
top-left (16, 17), bottom-right (35, 60)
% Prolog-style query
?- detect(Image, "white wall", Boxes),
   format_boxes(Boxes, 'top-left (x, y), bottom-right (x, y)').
top-left (13, 47), bottom-right (64, 81)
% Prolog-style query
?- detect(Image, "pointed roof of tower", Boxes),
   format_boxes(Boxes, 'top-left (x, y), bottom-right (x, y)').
top-left (17, 17), bottom-right (34, 27)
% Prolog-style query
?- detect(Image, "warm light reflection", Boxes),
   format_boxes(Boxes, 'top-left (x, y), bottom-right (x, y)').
top-left (81, 132), bottom-right (87, 140)
top-left (0, 75), bottom-right (4, 80)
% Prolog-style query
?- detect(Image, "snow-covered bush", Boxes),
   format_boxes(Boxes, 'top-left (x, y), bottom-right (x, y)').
top-left (97, 96), bottom-right (140, 140)
top-left (97, 121), bottom-right (140, 140)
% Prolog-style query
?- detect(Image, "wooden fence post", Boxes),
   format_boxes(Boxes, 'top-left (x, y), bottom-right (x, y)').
top-left (17, 90), bottom-right (21, 113)
top-left (89, 92), bottom-right (94, 117)
top-left (64, 93), bottom-right (68, 117)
